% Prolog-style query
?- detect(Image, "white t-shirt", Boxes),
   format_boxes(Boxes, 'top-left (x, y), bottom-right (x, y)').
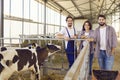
top-left (85, 32), bottom-right (89, 37)
top-left (100, 27), bottom-right (106, 50)
top-left (83, 32), bottom-right (89, 46)
top-left (59, 27), bottom-right (76, 48)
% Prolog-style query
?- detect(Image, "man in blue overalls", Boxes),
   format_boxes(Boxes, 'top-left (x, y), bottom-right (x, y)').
top-left (55, 16), bottom-right (77, 68)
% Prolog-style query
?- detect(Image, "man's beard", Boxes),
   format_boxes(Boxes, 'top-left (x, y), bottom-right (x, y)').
top-left (68, 24), bottom-right (72, 27)
top-left (68, 25), bottom-right (72, 27)
top-left (99, 23), bottom-right (105, 26)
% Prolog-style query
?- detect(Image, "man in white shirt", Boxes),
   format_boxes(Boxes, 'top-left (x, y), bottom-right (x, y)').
top-left (94, 14), bottom-right (117, 70)
top-left (55, 16), bottom-right (77, 68)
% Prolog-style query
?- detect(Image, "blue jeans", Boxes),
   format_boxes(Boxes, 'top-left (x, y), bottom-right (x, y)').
top-left (98, 50), bottom-right (114, 70)
top-left (89, 53), bottom-right (94, 75)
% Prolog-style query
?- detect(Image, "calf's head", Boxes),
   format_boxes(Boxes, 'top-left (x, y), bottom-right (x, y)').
top-left (46, 44), bottom-right (61, 53)
top-left (35, 44), bottom-right (61, 66)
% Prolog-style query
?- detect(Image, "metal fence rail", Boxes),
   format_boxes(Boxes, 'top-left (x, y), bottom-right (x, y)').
top-left (0, 37), bottom-right (85, 47)
top-left (0, 37), bottom-right (64, 47)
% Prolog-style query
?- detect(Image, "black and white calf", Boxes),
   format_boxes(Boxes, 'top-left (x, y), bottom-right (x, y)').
top-left (0, 44), bottom-right (61, 80)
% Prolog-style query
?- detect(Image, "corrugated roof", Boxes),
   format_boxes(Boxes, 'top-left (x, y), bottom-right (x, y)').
top-left (36, 0), bottom-right (120, 22)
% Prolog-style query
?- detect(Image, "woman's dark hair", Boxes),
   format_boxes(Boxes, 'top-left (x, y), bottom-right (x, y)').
top-left (82, 20), bottom-right (92, 31)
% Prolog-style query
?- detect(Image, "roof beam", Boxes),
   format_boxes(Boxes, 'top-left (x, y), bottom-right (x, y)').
top-left (98, 0), bottom-right (104, 15)
top-left (89, 0), bottom-right (92, 20)
top-left (78, 0), bottom-right (96, 7)
top-left (109, 0), bottom-right (118, 6)
top-left (54, 0), bottom-right (70, 1)
top-left (71, 0), bottom-right (83, 17)
top-left (104, 0), bottom-right (116, 15)
top-left (106, 3), bottom-right (120, 15)
top-left (67, 0), bottom-right (96, 10)
top-left (67, 1), bottom-right (90, 10)
top-left (48, 0), bottom-right (74, 17)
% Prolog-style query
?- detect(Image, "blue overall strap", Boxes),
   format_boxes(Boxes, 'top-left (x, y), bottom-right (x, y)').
top-left (65, 27), bottom-right (76, 38)
top-left (73, 27), bottom-right (76, 36)
top-left (65, 27), bottom-right (71, 38)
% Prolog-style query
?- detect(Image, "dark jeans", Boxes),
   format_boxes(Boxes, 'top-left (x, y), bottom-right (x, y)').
top-left (65, 51), bottom-right (76, 68)
top-left (89, 53), bottom-right (94, 75)
top-left (66, 40), bottom-right (76, 68)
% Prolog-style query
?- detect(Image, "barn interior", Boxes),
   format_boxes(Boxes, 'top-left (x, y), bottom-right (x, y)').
top-left (0, 0), bottom-right (120, 80)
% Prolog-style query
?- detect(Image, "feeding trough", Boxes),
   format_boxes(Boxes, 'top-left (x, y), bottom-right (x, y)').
top-left (93, 69), bottom-right (118, 80)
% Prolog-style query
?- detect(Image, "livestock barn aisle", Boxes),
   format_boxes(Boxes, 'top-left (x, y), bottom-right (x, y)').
top-left (92, 38), bottom-right (120, 80)
top-left (0, 0), bottom-right (120, 80)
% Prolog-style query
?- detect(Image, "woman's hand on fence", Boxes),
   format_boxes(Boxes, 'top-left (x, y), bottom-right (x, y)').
top-left (87, 38), bottom-right (94, 42)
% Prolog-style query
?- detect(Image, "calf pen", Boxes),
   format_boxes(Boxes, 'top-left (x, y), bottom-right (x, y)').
top-left (2, 38), bottom-right (89, 80)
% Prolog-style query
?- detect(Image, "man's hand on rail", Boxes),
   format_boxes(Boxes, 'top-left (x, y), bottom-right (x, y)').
top-left (64, 36), bottom-right (70, 41)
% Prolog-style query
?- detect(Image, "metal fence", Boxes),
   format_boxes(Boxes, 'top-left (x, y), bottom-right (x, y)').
top-left (0, 37), bottom-right (90, 80)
